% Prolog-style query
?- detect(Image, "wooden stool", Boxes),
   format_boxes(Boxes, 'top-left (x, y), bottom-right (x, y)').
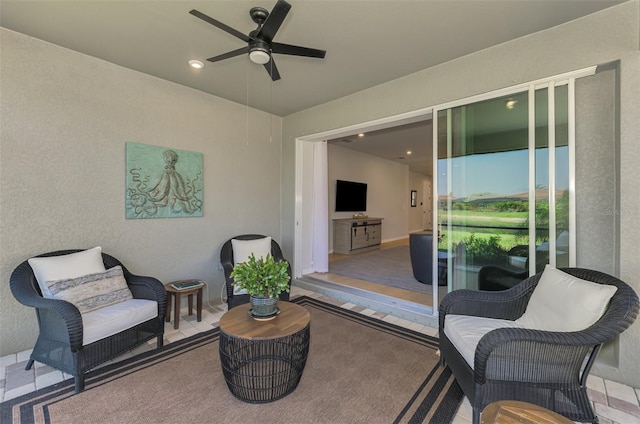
top-left (164, 280), bottom-right (204, 329)
top-left (481, 400), bottom-right (573, 424)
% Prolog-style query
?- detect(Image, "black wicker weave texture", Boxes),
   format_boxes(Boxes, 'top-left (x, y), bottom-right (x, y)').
top-left (438, 267), bottom-right (640, 424)
top-left (220, 234), bottom-right (292, 309)
top-left (219, 324), bottom-right (311, 403)
top-left (9, 249), bottom-right (167, 393)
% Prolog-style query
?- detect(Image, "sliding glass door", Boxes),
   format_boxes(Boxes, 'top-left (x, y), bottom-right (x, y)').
top-left (433, 77), bottom-right (581, 299)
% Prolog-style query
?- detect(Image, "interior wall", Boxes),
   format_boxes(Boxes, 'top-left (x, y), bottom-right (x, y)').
top-left (328, 144), bottom-right (409, 250)
top-left (0, 29), bottom-right (283, 356)
top-left (409, 172), bottom-right (429, 233)
top-left (282, 1), bottom-right (640, 386)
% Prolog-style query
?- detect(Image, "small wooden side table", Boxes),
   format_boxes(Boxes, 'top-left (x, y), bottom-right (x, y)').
top-left (164, 280), bottom-right (204, 329)
top-left (481, 400), bottom-right (573, 424)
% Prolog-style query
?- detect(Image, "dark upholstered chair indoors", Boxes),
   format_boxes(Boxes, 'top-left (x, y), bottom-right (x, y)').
top-left (220, 234), bottom-right (292, 309)
top-left (410, 232), bottom-right (447, 286)
top-left (409, 232), bottom-right (434, 284)
top-left (439, 267), bottom-right (639, 424)
top-left (10, 249), bottom-right (166, 392)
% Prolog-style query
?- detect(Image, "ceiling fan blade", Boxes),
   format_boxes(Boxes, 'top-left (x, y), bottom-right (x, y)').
top-left (271, 42), bottom-right (326, 59)
top-left (264, 58), bottom-right (281, 81)
top-left (257, 0), bottom-right (291, 43)
top-left (207, 47), bottom-right (249, 63)
top-left (189, 9), bottom-right (250, 43)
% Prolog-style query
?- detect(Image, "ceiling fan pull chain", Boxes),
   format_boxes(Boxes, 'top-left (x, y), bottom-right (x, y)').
top-left (246, 59), bottom-right (250, 146)
top-left (270, 57), bottom-right (273, 143)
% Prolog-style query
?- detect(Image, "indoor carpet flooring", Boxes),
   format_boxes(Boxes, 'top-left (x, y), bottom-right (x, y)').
top-left (330, 245), bottom-right (433, 294)
top-left (1, 296), bottom-right (463, 424)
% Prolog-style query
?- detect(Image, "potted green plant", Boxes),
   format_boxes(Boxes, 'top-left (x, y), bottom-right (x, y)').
top-left (230, 253), bottom-right (291, 318)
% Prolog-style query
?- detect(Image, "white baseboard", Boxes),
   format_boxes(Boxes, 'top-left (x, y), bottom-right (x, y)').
top-left (381, 235), bottom-right (409, 244)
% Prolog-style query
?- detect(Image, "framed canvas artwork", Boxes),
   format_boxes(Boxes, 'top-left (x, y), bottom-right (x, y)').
top-left (126, 142), bottom-right (203, 219)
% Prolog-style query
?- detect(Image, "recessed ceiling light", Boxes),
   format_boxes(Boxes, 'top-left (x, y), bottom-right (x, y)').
top-left (188, 60), bottom-right (204, 69)
top-left (406, 151), bottom-right (412, 155)
top-left (358, 133), bottom-right (365, 137)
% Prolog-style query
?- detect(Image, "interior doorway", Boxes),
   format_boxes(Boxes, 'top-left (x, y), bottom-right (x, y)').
top-left (294, 109), bottom-right (436, 310)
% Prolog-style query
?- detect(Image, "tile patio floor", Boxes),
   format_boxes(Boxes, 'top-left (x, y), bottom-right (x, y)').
top-left (2, 286), bottom-right (639, 424)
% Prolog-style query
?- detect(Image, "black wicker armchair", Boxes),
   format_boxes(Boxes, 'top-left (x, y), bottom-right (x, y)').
top-left (220, 234), bottom-right (291, 309)
top-left (10, 250), bottom-right (166, 392)
top-left (439, 268), bottom-right (639, 424)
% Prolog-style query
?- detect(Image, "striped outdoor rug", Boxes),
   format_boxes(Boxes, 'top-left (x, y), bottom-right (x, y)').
top-left (1, 296), bottom-right (463, 424)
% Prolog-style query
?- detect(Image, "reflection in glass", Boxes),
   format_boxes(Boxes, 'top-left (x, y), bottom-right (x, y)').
top-left (437, 92), bottom-right (530, 291)
top-left (437, 85), bottom-right (573, 295)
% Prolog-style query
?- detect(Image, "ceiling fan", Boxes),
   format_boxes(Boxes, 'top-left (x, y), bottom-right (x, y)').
top-left (189, 0), bottom-right (326, 81)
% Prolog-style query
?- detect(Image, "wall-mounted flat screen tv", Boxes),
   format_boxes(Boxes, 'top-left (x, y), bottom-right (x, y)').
top-left (335, 179), bottom-right (367, 212)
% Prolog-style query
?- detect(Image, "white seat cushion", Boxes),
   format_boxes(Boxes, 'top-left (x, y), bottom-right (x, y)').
top-left (444, 314), bottom-right (522, 369)
top-left (82, 299), bottom-right (157, 346)
top-left (28, 247), bottom-right (106, 298)
top-left (515, 265), bottom-right (617, 332)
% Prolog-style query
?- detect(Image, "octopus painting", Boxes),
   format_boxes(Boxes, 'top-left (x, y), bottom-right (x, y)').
top-left (126, 142), bottom-right (203, 219)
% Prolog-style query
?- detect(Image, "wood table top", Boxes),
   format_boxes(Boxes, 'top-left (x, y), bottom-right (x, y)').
top-left (219, 301), bottom-right (310, 341)
top-left (481, 400), bottom-right (573, 424)
top-left (164, 280), bottom-right (204, 294)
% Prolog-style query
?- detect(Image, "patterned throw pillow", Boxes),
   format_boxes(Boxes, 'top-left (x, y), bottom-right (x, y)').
top-left (46, 266), bottom-right (133, 313)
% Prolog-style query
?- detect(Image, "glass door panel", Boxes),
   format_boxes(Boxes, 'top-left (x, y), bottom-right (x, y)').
top-left (435, 82), bottom-right (575, 297)
top-left (437, 92), bottom-right (530, 291)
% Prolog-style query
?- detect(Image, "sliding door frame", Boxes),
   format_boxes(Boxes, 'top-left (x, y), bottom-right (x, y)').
top-left (430, 66), bottom-right (595, 313)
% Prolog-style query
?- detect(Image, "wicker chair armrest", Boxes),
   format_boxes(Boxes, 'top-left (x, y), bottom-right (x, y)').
top-left (220, 241), bottom-right (235, 299)
top-left (10, 262), bottom-right (83, 350)
top-left (221, 253), bottom-right (235, 283)
top-left (12, 290), bottom-right (84, 351)
top-left (127, 275), bottom-right (167, 317)
top-left (438, 282), bottom-right (535, 331)
top-left (474, 327), bottom-right (600, 384)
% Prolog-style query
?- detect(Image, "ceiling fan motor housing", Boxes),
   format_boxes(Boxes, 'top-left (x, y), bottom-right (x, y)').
top-left (250, 7), bottom-right (269, 25)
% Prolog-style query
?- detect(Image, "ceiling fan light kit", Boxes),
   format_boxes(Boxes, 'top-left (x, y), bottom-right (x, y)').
top-left (249, 50), bottom-right (270, 65)
top-left (188, 59), bottom-right (204, 69)
top-left (189, 0), bottom-right (326, 81)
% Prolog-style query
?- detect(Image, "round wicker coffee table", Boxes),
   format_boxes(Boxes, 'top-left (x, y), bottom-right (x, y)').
top-left (219, 301), bottom-right (310, 403)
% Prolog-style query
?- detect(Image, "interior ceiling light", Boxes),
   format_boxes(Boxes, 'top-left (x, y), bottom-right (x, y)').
top-left (358, 133), bottom-right (365, 137)
top-left (188, 60), bottom-right (204, 69)
top-left (506, 98), bottom-right (517, 109)
top-left (406, 151), bottom-right (412, 155)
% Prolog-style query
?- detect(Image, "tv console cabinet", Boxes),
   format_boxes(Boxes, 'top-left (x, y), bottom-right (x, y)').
top-left (332, 218), bottom-right (383, 254)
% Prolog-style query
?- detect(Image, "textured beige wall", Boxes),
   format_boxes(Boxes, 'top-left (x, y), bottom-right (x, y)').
top-left (0, 29), bottom-right (283, 356)
top-left (282, 2), bottom-right (640, 386)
